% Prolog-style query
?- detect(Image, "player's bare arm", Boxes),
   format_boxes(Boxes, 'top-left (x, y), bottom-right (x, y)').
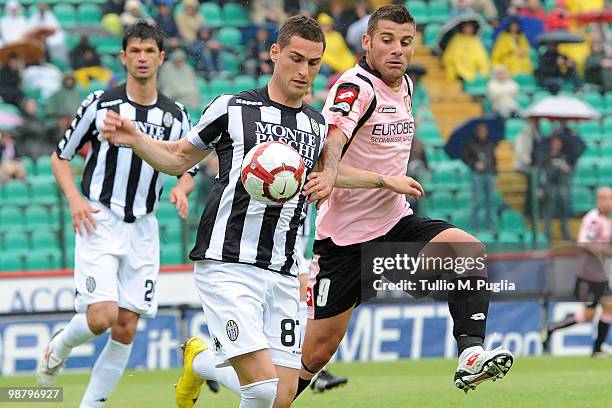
top-left (101, 110), bottom-right (209, 176)
top-left (50, 152), bottom-right (100, 236)
top-left (170, 174), bottom-right (195, 220)
top-left (335, 163), bottom-right (424, 199)
top-left (303, 125), bottom-right (347, 205)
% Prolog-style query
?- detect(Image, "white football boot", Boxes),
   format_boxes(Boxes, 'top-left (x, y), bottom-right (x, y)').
top-left (454, 345), bottom-right (513, 393)
top-left (36, 329), bottom-right (66, 387)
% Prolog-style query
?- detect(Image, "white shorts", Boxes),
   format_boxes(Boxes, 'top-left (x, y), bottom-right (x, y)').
top-left (74, 202), bottom-right (160, 317)
top-left (194, 260), bottom-right (301, 369)
top-left (295, 235), bottom-right (310, 276)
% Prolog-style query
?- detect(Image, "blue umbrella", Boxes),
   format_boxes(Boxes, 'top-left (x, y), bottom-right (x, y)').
top-left (444, 114), bottom-right (505, 159)
top-left (493, 16), bottom-right (544, 49)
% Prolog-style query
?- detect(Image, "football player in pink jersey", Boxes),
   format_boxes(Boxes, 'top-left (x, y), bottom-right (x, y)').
top-left (542, 186), bottom-right (612, 357)
top-left (296, 4), bottom-right (513, 397)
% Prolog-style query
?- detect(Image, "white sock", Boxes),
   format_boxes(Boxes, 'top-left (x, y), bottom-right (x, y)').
top-left (299, 301), bottom-right (308, 345)
top-left (79, 338), bottom-right (133, 408)
top-left (51, 313), bottom-right (96, 361)
top-left (192, 347), bottom-right (241, 395)
top-left (239, 378), bottom-right (278, 408)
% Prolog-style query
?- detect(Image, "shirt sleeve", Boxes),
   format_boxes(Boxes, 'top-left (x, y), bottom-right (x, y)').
top-left (187, 94), bottom-right (232, 150)
top-left (55, 90), bottom-right (103, 160)
top-left (322, 76), bottom-right (375, 140)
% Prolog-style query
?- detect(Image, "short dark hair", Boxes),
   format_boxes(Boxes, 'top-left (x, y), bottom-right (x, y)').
top-left (122, 21), bottom-right (165, 52)
top-left (277, 15), bottom-right (326, 51)
top-left (367, 5), bottom-right (415, 37)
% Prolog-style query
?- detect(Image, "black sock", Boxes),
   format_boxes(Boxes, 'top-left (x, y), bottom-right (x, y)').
top-left (448, 277), bottom-right (490, 356)
top-left (593, 321), bottom-right (610, 353)
top-left (294, 377), bottom-right (311, 400)
top-left (549, 317), bottom-right (577, 333)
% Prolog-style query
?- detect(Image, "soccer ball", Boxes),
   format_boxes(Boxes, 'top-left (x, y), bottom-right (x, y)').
top-left (241, 141), bottom-right (306, 205)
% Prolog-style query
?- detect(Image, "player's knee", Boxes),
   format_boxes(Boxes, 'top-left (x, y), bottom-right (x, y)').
top-left (306, 339), bottom-right (338, 372)
top-left (111, 324), bottom-right (137, 344)
top-left (86, 309), bottom-right (118, 335)
top-left (274, 380), bottom-right (297, 408)
top-left (240, 378), bottom-right (278, 408)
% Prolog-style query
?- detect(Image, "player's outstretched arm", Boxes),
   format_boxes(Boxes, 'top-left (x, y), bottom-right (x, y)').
top-left (335, 163), bottom-right (425, 199)
top-left (101, 110), bottom-right (209, 176)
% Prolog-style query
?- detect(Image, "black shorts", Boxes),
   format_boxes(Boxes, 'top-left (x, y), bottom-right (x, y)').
top-left (310, 215), bottom-right (454, 319)
top-left (574, 277), bottom-right (608, 308)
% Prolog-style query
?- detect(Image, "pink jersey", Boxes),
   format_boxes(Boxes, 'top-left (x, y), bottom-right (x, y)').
top-left (577, 208), bottom-right (611, 282)
top-left (316, 59), bottom-right (415, 245)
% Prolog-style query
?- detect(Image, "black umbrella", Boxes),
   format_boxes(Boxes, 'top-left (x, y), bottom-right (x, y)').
top-left (536, 30), bottom-right (584, 45)
top-left (433, 12), bottom-right (485, 54)
top-left (406, 64), bottom-right (427, 77)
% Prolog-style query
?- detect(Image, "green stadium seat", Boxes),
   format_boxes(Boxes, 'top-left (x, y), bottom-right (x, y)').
top-left (582, 92), bottom-right (604, 112)
top-left (573, 187), bottom-right (594, 213)
top-left (407, 1), bottom-right (428, 24)
top-left (4, 231), bottom-right (30, 251)
top-left (221, 52), bottom-right (241, 74)
top-left (449, 209), bottom-right (471, 230)
top-left (2, 180), bottom-right (29, 204)
top-left (500, 210), bottom-right (527, 234)
top-left (423, 23), bottom-right (441, 47)
top-left (0, 253), bottom-right (24, 271)
top-left (206, 78), bottom-right (233, 97)
top-left (29, 178), bottom-right (58, 204)
top-left (505, 118), bottom-right (525, 141)
top-left (92, 36), bottom-right (122, 55)
top-left (160, 225), bottom-right (182, 245)
top-left (600, 143), bottom-right (612, 158)
top-left (312, 75), bottom-right (328, 93)
top-left (77, 3), bottom-right (101, 25)
top-left (604, 92), bottom-right (612, 115)
top-left (430, 168), bottom-right (456, 190)
top-left (233, 75), bottom-right (257, 93)
top-left (31, 231), bottom-right (59, 250)
top-left (25, 251), bottom-right (59, 270)
top-left (200, 2), bottom-right (223, 27)
top-left (35, 156), bottom-right (53, 176)
top-left (514, 74), bottom-right (537, 92)
top-left (497, 231), bottom-right (523, 242)
top-left (532, 90), bottom-right (552, 103)
top-left (430, 191), bottom-right (457, 214)
top-left (464, 75), bottom-right (488, 96)
top-left (475, 231), bottom-right (495, 243)
top-left (427, 0), bottom-right (450, 24)
top-left (581, 145), bottom-right (600, 159)
top-left (0, 206), bottom-right (23, 231)
top-left (603, 116), bottom-right (612, 134)
top-left (25, 205), bottom-right (51, 228)
top-left (417, 122), bottom-right (441, 143)
top-left (53, 3), bottom-right (77, 28)
top-left (258, 74), bottom-right (272, 88)
top-left (578, 120), bottom-right (602, 135)
top-left (20, 156), bottom-right (35, 176)
top-left (574, 164), bottom-right (598, 187)
top-left (0, 102), bottom-right (21, 116)
top-left (217, 27), bottom-right (242, 47)
top-left (222, 3), bottom-right (250, 27)
top-left (161, 243), bottom-right (184, 265)
top-left (598, 161), bottom-right (612, 185)
top-left (156, 202), bottom-right (178, 223)
top-left (516, 93), bottom-right (531, 109)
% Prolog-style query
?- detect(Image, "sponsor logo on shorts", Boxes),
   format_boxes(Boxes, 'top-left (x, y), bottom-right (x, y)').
top-left (226, 320), bottom-right (239, 341)
top-left (86, 276), bottom-right (96, 293)
top-left (306, 287), bottom-right (313, 307)
top-left (213, 336), bottom-right (222, 352)
top-left (470, 313), bottom-right (486, 321)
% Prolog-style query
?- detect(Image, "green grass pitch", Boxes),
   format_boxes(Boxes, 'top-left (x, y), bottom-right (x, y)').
top-left (1, 357), bottom-right (611, 407)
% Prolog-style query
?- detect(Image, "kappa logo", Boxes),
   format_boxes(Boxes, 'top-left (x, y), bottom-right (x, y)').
top-left (470, 313), bottom-right (486, 321)
top-left (213, 336), bottom-right (222, 352)
top-left (226, 320), bottom-right (239, 341)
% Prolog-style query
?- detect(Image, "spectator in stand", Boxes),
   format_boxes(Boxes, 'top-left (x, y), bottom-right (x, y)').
top-left (462, 122), bottom-right (498, 232)
top-left (545, 0), bottom-right (570, 31)
top-left (158, 49), bottom-right (201, 110)
top-left (0, 1), bottom-right (29, 45)
top-left (176, 0), bottom-right (204, 44)
top-left (585, 40), bottom-right (612, 92)
top-left (487, 65), bottom-right (519, 118)
top-left (120, 0), bottom-right (154, 29)
top-left (0, 130), bottom-right (26, 182)
top-left (514, 118), bottom-right (544, 221)
top-left (23, 58), bottom-right (62, 100)
top-left (567, 0), bottom-right (605, 14)
top-left (492, 17), bottom-right (533, 75)
top-left (443, 22), bottom-right (491, 82)
top-left (406, 136), bottom-right (429, 214)
top-left (189, 26), bottom-right (223, 78)
top-left (15, 98), bottom-right (55, 159)
top-left (250, 0), bottom-right (288, 26)
top-left (537, 42), bottom-right (582, 93)
top-left (28, 3), bottom-right (68, 64)
top-left (517, 0), bottom-right (546, 21)
top-left (346, 0), bottom-right (371, 54)
top-left (326, 0), bottom-right (358, 36)
top-left (69, 35), bottom-right (112, 89)
top-left (453, 0), bottom-right (499, 21)
top-left (538, 135), bottom-right (572, 241)
top-left (244, 26), bottom-right (274, 77)
top-left (103, 0), bottom-right (127, 16)
top-left (154, 2), bottom-right (180, 50)
top-left (46, 73), bottom-right (82, 119)
top-left (318, 13), bottom-right (356, 75)
top-left (0, 53), bottom-right (24, 107)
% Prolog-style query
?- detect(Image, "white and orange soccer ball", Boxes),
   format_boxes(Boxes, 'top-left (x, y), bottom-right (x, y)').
top-left (241, 141), bottom-right (306, 206)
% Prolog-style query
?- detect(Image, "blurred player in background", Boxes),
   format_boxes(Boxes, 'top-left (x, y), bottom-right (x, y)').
top-left (37, 22), bottom-right (197, 407)
top-left (542, 186), bottom-right (612, 357)
top-left (295, 5), bottom-right (513, 399)
top-left (100, 15), bottom-right (339, 408)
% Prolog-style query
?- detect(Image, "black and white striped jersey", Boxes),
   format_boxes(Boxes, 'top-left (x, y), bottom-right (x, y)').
top-left (56, 83), bottom-right (197, 223)
top-left (187, 87), bottom-right (327, 275)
